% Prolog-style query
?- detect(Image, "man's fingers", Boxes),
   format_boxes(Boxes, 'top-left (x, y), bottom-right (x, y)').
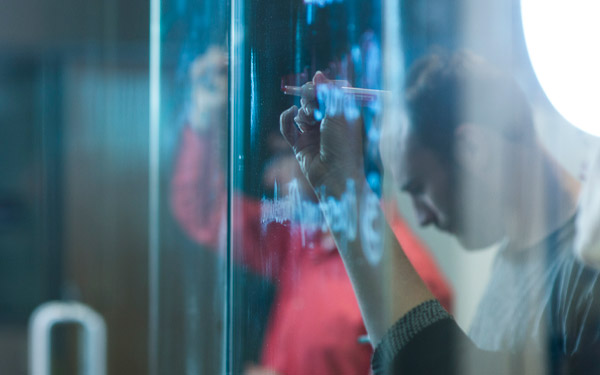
top-left (300, 82), bottom-right (316, 100)
top-left (313, 71), bottom-right (330, 85)
top-left (294, 107), bottom-right (319, 132)
top-left (280, 105), bottom-right (300, 147)
top-left (281, 105), bottom-right (321, 174)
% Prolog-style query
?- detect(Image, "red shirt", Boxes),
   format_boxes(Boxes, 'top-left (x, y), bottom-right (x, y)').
top-left (171, 126), bottom-right (452, 375)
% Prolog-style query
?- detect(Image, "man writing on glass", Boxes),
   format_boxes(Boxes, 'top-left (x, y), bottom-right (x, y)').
top-left (280, 50), bottom-right (600, 374)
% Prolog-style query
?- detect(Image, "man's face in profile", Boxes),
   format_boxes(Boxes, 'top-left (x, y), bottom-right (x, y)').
top-left (397, 130), bottom-right (456, 232)
top-left (395, 128), bottom-right (503, 250)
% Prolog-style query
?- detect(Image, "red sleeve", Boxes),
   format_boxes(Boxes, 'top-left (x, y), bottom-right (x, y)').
top-left (171, 126), bottom-right (227, 249)
top-left (170, 126), bottom-right (289, 279)
top-left (385, 203), bottom-right (454, 312)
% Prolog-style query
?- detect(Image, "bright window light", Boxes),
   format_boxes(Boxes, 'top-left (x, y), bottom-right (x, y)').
top-left (521, 0), bottom-right (600, 137)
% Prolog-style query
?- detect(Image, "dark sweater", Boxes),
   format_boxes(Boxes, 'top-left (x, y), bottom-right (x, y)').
top-left (373, 218), bottom-right (600, 374)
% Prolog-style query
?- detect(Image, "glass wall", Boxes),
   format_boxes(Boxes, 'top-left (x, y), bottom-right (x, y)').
top-left (2, 0), bottom-right (599, 373)
top-left (150, 0), bottom-right (230, 373)
top-left (154, 0), bottom-right (600, 374)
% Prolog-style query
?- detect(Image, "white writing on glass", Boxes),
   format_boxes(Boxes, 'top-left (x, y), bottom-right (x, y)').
top-left (261, 179), bottom-right (357, 246)
top-left (360, 189), bottom-right (384, 265)
top-left (304, 0), bottom-right (343, 7)
top-left (261, 179), bottom-right (384, 265)
top-left (315, 84), bottom-right (361, 122)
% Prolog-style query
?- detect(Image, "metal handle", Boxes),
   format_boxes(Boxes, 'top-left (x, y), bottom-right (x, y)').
top-left (29, 301), bottom-right (107, 375)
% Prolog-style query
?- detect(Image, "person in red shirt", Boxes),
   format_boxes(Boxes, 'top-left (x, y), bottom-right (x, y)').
top-left (171, 47), bottom-right (452, 375)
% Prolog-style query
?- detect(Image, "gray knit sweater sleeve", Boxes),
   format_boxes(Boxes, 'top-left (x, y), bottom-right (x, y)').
top-left (371, 299), bottom-right (452, 374)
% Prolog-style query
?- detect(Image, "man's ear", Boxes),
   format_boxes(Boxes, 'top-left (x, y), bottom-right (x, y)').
top-left (453, 123), bottom-right (490, 174)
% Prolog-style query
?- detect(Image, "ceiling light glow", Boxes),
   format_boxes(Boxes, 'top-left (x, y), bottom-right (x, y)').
top-left (521, 0), bottom-right (600, 136)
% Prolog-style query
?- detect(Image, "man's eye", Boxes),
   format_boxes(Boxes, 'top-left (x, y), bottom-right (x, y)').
top-left (412, 186), bottom-right (424, 195)
top-left (409, 184), bottom-right (423, 194)
top-left (402, 180), bottom-right (423, 196)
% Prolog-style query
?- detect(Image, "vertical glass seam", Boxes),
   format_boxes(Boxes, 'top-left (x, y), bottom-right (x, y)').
top-left (226, 0), bottom-right (237, 373)
top-left (148, 0), bottom-right (161, 372)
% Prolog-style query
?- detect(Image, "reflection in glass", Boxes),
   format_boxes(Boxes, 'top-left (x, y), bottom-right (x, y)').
top-left (225, 1), bottom-right (451, 375)
top-left (152, 0), bottom-right (600, 374)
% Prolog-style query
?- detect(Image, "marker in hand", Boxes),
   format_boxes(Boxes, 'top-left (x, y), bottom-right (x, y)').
top-left (282, 85), bottom-right (389, 104)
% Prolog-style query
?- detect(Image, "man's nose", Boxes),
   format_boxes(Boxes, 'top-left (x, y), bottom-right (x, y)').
top-left (412, 198), bottom-right (437, 227)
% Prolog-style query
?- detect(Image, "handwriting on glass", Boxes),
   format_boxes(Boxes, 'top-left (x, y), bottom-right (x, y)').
top-left (304, 0), bottom-right (343, 7)
top-left (360, 188), bottom-right (384, 264)
top-left (315, 84), bottom-right (361, 122)
top-left (261, 179), bottom-right (383, 263)
top-left (261, 179), bottom-right (357, 245)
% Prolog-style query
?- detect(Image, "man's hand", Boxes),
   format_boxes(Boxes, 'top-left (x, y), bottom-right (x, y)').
top-left (279, 72), bottom-right (365, 199)
top-left (281, 73), bottom-right (435, 346)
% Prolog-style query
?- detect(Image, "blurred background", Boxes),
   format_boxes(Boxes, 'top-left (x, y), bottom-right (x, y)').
top-left (1, 0), bottom-right (597, 374)
top-left (0, 0), bottom-right (149, 373)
